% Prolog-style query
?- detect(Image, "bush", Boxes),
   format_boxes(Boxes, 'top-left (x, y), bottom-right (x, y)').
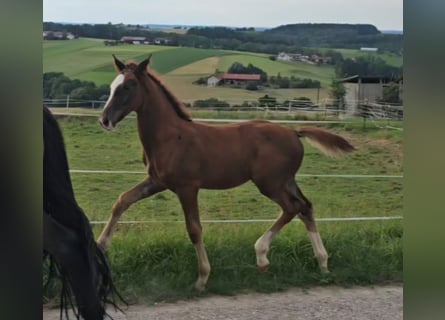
top-left (245, 81), bottom-right (258, 91)
top-left (43, 72), bottom-right (109, 100)
top-left (258, 94), bottom-right (277, 107)
top-left (193, 98), bottom-right (230, 109)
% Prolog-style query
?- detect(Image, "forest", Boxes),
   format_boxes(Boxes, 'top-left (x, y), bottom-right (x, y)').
top-left (43, 22), bottom-right (403, 54)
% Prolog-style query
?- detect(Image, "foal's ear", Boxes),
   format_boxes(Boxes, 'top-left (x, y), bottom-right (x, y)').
top-left (136, 54), bottom-right (152, 74)
top-left (112, 54), bottom-right (125, 72)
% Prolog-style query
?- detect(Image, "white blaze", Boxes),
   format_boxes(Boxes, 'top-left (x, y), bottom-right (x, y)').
top-left (103, 74), bottom-right (124, 109)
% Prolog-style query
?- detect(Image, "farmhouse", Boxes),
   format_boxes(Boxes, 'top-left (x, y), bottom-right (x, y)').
top-left (120, 36), bottom-right (149, 44)
top-left (360, 47), bottom-right (378, 52)
top-left (207, 75), bottom-right (221, 87)
top-left (309, 54), bottom-right (332, 64)
top-left (119, 36), bottom-right (173, 45)
top-left (277, 52), bottom-right (331, 65)
top-left (340, 75), bottom-right (402, 115)
top-left (277, 52), bottom-right (304, 61)
top-left (43, 31), bottom-right (76, 40)
top-left (206, 73), bottom-right (261, 87)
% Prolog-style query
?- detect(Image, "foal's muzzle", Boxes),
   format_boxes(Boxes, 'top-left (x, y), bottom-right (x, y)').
top-left (99, 117), bottom-right (114, 131)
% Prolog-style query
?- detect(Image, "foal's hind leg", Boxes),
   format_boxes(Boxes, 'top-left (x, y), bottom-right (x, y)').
top-left (291, 183), bottom-right (329, 273)
top-left (254, 182), bottom-right (298, 272)
top-left (97, 177), bottom-right (165, 250)
top-left (254, 180), bottom-right (329, 273)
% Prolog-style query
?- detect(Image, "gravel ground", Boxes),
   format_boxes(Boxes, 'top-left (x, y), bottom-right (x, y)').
top-left (43, 285), bottom-right (402, 320)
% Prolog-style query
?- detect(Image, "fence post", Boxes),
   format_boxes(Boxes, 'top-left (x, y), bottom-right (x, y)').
top-left (66, 95), bottom-right (70, 109)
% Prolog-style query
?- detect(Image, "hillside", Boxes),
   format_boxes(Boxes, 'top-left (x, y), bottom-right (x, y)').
top-left (43, 37), bottom-right (402, 104)
top-left (43, 38), bottom-right (339, 102)
top-left (264, 23), bottom-right (402, 52)
top-left (44, 22), bottom-right (403, 55)
top-left (268, 23), bottom-right (380, 36)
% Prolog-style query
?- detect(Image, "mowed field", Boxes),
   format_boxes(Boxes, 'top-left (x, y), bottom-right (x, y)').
top-left (43, 110), bottom-right (403, 303)
top-left (43, 38), bottom-right (401, 105)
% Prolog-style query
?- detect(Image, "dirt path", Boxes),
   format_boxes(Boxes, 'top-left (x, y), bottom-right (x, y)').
top-left (43, 285), bottom-right (402, 320)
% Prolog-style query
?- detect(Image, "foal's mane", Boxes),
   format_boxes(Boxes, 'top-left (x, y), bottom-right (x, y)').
top-left (126, 62), bottom-right (192, 121)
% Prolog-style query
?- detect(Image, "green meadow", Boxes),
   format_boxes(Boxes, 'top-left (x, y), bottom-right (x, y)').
top-left (44, 38), bottom-right (339, 103)
top-left (43, 38), bottom-right (403, 303)
top-left (43, 111), bottom-right (403, 303)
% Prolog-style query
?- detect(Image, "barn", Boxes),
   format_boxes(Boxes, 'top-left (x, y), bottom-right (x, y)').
top-left (206, 73), bottom-right (261, 87)
top-left (340, 75), bottom-right (402, 116)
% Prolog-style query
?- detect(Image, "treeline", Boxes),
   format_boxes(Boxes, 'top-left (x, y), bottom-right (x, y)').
top-left (43, 22), bottom-right (180, 45)
top-left (186, 23), bottom-right (402, 53)
top-left (43, 72), bottom-right (108, 100)
top-left (228, 62), bottom-right (268, 82)
top-left (192, 96), bottom-right (316, 109)
top-left (335, 55), bottom-right (402, 78)
top-left (43, 22), bottom-right (403, 54)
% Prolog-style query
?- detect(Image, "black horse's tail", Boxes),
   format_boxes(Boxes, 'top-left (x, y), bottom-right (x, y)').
top-left (43, 106), bottom-right (126, 319)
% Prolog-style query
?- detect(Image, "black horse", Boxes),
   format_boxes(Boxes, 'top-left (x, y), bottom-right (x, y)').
top-left (43, 106), bottom-right (123, 319)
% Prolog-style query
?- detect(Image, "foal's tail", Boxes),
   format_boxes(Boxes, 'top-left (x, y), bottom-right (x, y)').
top-left (296, 127), bottom-right (355, 157)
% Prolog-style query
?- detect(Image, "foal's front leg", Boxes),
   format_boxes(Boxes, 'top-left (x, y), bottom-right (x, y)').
top-left (176, 187), bottom-right (211, 291)
top-left (97, 177), bottom-right (165, 250)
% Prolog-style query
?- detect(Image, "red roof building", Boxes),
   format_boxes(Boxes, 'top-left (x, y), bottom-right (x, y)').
top-left (221, 74), bottom-right (261, 81)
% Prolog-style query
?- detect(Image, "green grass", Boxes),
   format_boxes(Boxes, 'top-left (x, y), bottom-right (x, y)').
top-left (102, 221), bottom-right (402, 303)
top-left (43, 38), bottom-right (336, 87)
top-left (43, 39), bottom-right (403, 109)
top-left (43, 35), bottom-right (403, 304)
top-left (43, 38), bottom-right (342, 105)
top-left (43, 113), bottom-right (403, 303)
top-left (218, 54), bottom-right (335, 87)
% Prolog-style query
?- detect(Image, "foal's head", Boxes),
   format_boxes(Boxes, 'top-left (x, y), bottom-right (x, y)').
top-left (99, 54), bottom-right (151, 131)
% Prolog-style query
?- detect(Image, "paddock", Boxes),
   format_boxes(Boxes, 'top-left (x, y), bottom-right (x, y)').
top-left (43, 109), bottom-right (402, 303)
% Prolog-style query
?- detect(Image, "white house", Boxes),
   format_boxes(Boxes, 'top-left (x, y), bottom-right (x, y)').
top-left (207, 75), bottom-right (221, 87)
top-left (360, 47), bottom-right (378, 52)
top-left (277, 52), bottom-right (302, 61)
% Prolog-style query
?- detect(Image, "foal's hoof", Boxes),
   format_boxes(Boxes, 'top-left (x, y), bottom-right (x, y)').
top-left (320, 267), bottom-right (330, 274)
top-left (194, 281), bottom-right (206, 292)
top-left (258, 263), bottom-right (270, 273)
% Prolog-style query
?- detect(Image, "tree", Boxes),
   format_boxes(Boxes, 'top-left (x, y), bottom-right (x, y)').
top-left (382, 83), bottom-right (401, 103)
top-left (330, 79), bottom-right (346, 109)
top-left (245, 81), bottom-right (258, 91)
top-left (227, 62), bottom-right (267, 83)
top-left (43, 72), bottom-right (110, 101)
top-left (258, 95), bottom-right (277, 108)
top-left (193, 98), bottom-right (229, 109)
top-left (335, 55), bottom-right (401, 78)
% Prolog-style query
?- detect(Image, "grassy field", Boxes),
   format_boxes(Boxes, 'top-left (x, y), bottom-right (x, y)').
top-left (43, 38), bottom-right (339, 103)
top-left (43, 38), bottom-right (403, 105)
top-left (43, 110), bottom-right (403, 303)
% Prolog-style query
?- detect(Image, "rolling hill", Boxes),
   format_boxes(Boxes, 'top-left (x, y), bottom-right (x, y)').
top-left (43, 37), bottom-right (401, 104)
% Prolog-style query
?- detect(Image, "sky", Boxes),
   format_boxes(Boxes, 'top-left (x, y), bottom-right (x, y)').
top-left (43, 0), bottom-right (403, 31)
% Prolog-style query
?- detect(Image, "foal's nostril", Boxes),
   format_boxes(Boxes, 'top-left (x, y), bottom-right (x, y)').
top-left (99, 116), bottom-right (114, 131)
top-left (101, 117), bottom-right (109, 127)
